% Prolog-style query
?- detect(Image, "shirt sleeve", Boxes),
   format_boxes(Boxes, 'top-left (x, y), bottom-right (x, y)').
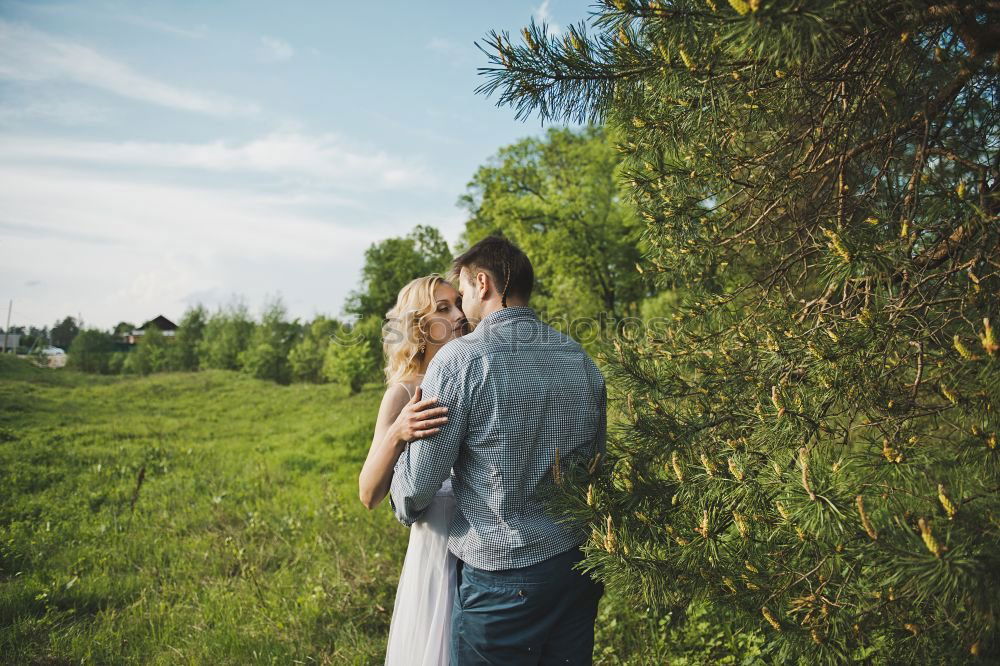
top-left (389, 358), bottom-right (469, 527)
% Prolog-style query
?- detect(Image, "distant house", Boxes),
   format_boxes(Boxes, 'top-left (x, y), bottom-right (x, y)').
top-left (126, 315), bottom-right (178, 345)
top-left (0, 333), bottom-right (20, 353)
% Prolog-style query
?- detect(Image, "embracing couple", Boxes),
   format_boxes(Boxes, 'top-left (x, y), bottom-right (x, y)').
top-left (359, 235), bottom-right (607, 665)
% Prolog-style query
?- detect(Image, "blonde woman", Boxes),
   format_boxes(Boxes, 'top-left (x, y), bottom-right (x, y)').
top-left (358, 274), bottom-right (468, 666)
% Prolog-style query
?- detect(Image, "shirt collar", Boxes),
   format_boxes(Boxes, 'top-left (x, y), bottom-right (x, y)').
top-left (476, 305), bottom-right (537, 329)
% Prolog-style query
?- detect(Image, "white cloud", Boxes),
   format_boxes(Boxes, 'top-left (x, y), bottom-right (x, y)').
top-left (259, 35), bottom-right (294, 62)
top-left (0, 164), bottom-right (380, 329)
top-left (425, 37), bottom-right (476, 68)
top-left (427, 37), bottom-right (456, 54)
top-left (118, 15), bottom-right (208, 39)
top-left (11, 2), bottom-right (208, 39)
top-left (533, 1), bottom-right (562, 37)
top-left (0, 93), bottom-right (110, 126)
top-left (0, 131), bottom-right (437, 191)
top-left (0, 19), bottom-right (258, 116)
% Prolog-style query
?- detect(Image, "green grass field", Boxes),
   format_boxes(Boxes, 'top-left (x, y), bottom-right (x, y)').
top-left (0, 355), bottom-right (765, 665)
top-left (1, 354), bottom-right (408, 664)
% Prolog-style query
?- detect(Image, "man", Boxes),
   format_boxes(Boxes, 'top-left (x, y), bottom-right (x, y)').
top-left (389, 235), bottom-right (607, 665)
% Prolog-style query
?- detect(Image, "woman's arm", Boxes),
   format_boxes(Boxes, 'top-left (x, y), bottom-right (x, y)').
top-left (358, 385), bottom-right (448, 510)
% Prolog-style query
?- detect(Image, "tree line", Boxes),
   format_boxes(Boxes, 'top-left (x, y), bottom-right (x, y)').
top-left (1, 317), bottom-right (81, 353)
top-left (58, 126), bottom-right (657, 393)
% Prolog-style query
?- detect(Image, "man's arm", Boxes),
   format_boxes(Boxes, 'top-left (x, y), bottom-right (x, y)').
top-left (389, 360), bottom-right (469, 526)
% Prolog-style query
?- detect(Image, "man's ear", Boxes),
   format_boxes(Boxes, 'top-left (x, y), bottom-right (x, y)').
top-left (476, 270), bottom-right (491, 299)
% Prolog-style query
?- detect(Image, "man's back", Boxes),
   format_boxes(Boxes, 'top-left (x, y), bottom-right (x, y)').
top-left (390, 305), bottom-right (607, 571)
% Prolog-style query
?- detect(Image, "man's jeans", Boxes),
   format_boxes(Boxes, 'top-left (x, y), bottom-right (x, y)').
top-left (450, 545), bottom-right (604, 665)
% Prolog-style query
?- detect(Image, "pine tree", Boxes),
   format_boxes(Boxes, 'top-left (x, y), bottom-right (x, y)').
top-left (479, 2), bottom-right (1000, 663)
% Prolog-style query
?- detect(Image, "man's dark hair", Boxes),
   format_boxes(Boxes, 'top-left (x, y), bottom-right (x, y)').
top-left (451, 235), bottom-right (534, 307)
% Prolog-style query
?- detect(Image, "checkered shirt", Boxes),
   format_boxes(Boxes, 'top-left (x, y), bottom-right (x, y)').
top-left (389, 305), bottom-right (607, 571)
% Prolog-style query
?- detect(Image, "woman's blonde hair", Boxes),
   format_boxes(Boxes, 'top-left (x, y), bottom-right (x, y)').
top-left (382, 274), bottom-right (448, 386)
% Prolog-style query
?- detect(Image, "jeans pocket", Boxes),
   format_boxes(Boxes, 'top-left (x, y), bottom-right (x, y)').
top-left (458, 572), bottom-right (473, 610)
top-left (461, 572), bottom-right (544, 612)
top-left (456, 559), bottom-right (468, 610)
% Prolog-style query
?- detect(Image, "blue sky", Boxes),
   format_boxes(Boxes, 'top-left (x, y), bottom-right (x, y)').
top-left (0, 0), bottom-right (594, 332)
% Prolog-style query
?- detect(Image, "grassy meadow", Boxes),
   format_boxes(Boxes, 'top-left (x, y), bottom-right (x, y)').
top-left (0, 355), bottom-right (765, 665)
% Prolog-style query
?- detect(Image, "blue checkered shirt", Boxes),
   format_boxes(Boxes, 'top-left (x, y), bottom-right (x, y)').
top-left (389, 305), bottom-right (607, 571)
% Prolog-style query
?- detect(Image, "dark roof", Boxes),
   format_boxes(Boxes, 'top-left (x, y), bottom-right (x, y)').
top-left (138, 315), bottom-right (178, 331)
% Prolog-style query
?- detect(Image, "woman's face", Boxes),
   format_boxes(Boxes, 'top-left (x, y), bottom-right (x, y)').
top-left (422, 282), bottom-right (467, 346)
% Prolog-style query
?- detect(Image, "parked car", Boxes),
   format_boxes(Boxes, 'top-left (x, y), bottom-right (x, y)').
top-left (41, 346), bottom-right (67, 368)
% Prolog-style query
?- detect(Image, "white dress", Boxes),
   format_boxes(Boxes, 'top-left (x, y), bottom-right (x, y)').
top-left (384, 381), bottom-right (458, 666)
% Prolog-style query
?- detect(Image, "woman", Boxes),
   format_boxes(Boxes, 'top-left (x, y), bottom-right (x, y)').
top-left (358, 273), bottom-right (468, 666)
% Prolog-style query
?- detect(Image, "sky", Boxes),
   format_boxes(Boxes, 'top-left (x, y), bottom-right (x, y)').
top-left (0, 0), bottom-right (594, 332)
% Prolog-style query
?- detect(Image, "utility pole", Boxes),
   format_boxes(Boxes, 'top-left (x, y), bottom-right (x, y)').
top-left (2, 299), bottom-right (11, 354)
